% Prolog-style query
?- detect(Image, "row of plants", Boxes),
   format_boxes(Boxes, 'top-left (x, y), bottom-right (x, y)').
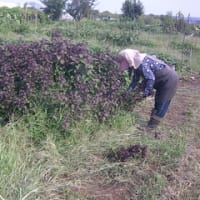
top-left (1, 32), bottom-right (144, 131)
top-left (43, 23), bottom-right (157, 47)
top-left (0, 7), bottom-right (48, 33)
top-left (1, 25), bottom-right (195, 126)
top-left (40, 20), bottom-right (199, 52)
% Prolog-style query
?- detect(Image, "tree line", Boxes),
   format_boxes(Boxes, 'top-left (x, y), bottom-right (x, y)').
top-left (41, 0), bottom-right (196, 35)
top-left (41, 0), bottom-right (144, 21)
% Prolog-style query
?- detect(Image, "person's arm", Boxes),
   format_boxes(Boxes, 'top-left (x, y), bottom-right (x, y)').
top-left (127, 70), bottom-right (140, 92)
top-left (141, 64), bottom-right (155, 97)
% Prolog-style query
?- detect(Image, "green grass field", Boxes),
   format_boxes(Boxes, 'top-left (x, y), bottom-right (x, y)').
top-left (0, 19), bottom-right (200, 199)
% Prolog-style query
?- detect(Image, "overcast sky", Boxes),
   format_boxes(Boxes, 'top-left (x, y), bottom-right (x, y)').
top-left (96, 0), bottom-right (199, 17)
top-left (3, 0), bottom-right (200, 17)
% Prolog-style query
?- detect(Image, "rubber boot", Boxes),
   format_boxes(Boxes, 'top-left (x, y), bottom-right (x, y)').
top-left (137, 115), bottom-right (161, 132)
top-left (147, 117), bottom-right (160, 129)
top-left (147, 115), bottom-right (162, 138)
top-left (150, 108), bottom-right (157, 116)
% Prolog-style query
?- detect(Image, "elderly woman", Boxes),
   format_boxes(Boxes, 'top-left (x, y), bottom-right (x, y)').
top-left (117, 49), bottom-right (179, 130)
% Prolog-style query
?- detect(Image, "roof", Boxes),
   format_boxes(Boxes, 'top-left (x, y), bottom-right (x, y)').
top-left (24, 0), bottom-right (46, 10)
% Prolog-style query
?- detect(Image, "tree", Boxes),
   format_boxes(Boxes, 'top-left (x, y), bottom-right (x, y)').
top-left (42, 0), bottom-right (67, 20)
top-left (66, 0), bottom-right (96, 21)
top-left (121, 0), bottom-right (144, 20)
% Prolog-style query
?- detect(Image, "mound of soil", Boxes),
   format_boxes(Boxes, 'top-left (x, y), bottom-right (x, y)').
top-left (106, 144), bottom-right (147, 162)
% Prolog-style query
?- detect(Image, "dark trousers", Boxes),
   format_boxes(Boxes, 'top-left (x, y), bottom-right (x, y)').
top-left (153, 66), bottom-right (178, 119)
top-left (154, 100), bottom-right (171, 118)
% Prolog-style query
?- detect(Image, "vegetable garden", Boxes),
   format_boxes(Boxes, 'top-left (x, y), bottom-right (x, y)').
top-left (0, 7), bottom-right (200, 200)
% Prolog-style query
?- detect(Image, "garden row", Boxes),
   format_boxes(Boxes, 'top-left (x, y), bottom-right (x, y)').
top-left (0, 34), bottom-right (142, 129)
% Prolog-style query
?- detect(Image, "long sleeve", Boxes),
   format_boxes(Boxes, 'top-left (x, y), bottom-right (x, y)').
top-left (127, 71), bottom-right (140, 92)
top-left (141, 64), bottom-right (155, 96)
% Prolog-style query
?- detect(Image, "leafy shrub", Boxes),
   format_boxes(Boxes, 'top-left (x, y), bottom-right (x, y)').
top-left (0, 35), bottom-right (141, 127)
top-left (139, 15), bottom-right (162, 33)
top-left (98, 31), bottom-right (139, 46)
top-left (155, 52), bottom-right (188, 71)
top-left (117, 20), bottom-right (140, 31)
top-left (170, 41), bottom-right (194, 54)
top-left (14, 24), bottom-right (30, 34)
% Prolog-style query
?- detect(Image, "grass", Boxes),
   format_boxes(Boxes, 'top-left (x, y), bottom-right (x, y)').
top-left (0, 105), bottom-right (199, 200)
top-left (0, 19), bottom-right (200, 199)
top-left (0, 124), bottom-right (40, 200)
top-left (0, 106), bottom-right (189, 199)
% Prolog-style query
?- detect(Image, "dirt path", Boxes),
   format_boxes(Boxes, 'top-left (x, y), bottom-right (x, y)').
top-left (86, 74), bottom-right (200, 200)
top-left (52, 73), bottom-right (200, 200)
top-left (160, 74), bottom-right (200, 200)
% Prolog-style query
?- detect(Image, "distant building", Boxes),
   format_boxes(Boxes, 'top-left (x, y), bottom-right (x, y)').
top-left (24, 0), bottom-right (46, 10)
top-left (61, 13), bottom-right (74, 21)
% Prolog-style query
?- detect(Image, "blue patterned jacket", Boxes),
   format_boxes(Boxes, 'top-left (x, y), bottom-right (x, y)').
top-left (128, 55), bottom-right (167, 97)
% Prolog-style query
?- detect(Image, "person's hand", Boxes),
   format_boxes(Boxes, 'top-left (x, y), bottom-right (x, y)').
top-left (134, 92), bottom-right (144, 101)
top-left (143, 93), bottom-right (148, 98)
top-left (149, 90), bottom-right (155, 96)
top-left (143, 91), bottom-right (149, 98)
top-left (143, 90), bottom-right (155, 98)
